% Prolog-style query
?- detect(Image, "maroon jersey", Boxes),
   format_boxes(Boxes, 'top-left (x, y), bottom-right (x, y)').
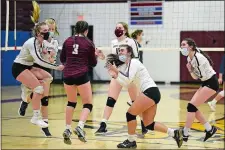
top-left (60, 35), bottom-right (97, 78)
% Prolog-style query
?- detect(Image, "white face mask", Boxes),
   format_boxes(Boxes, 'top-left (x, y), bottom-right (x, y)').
top-left (119, 55), bottom-right (127, 62)
top-left (141, 35), bottom-right (145, 42)
top-left (181, 47), bottom-right (189, 56)
top-left (49, 31), bottom-right (55, 38)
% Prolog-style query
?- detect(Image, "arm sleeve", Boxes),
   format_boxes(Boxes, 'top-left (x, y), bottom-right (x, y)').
top-left (60, 41), bottom-right (66, 64)
top-left (88, 43), bottom-right (97, 67)
top-left (130, 39), bottom-right (139, 58)
top-left (28, 42), bottom-right (59, 70)
top-left (219, 55), bottom-right (224, 74)
top-left (116, 59), bottom-right (138, 87)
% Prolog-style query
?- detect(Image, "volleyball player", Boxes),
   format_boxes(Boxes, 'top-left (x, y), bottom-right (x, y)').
top-left (128, 29), bottom-right (149, 135)
top-left (106, 44), bottom-right (183, 148)
top-left (180, 38), bottom-right (218, 142)
top-left (130, 29), bottom-right (144, 48)
top-left (208, 54), bottom-right (224, 111)
top-left (11, 19), bottom-right (64, 129)
top-left (60, 21), bottom-right (100, 144)
top-left (18, 1), bottom-right (60, 137)
top-left (95, 22), bottom-right (146, 135)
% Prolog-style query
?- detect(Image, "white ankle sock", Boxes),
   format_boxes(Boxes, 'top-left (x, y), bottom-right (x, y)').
top-left (33, 110), bottom-right (40, 118)
top-left (167, 128), bottom-right (175, 137)
top-left (78, 121), bottom-right (85, 129)
top-left (183, 127), bottom-right (190, 136)
top-left (211, 99), bottom-right (217, 105)
top-left (102, 119), bottom-right (108, 123)
top-left (66, 124), bottom-right (72, 130)
top-left (128, 134), bottom-right (136, 142)
top-left (204, 122), bottom-right (212, 131)
top-left (43, 119), bottom-right (48, 123)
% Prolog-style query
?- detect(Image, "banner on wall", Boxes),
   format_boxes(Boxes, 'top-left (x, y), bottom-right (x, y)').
top-left (129, 0), bottom-right (164, 26)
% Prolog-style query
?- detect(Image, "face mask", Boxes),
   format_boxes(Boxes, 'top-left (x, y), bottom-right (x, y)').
top-left (115, 28), bottom-right (124, 37)
top-left (181, 47), bottom-right (189, 56)
top-left (40, 32), bottom-right (50, 40)
top-left (49, 31), bottom-right (55, 38)
top-left (141, 35), bottom-right (145, 42)
top-left (119, 55), bottom-right (127, 62)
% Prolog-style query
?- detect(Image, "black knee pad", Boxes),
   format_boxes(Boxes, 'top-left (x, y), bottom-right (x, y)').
top-left (187, 103), bottom-right (198, 112)
top-left (41, 96), bottom-right (49, 106)
top-left (83, 104), bottom-right (93, 112)
top-left (67, 101), bottom-right (77, 108)
top-left (146, 122), bottom-right (155, 131)
top-left (106, 97), bottom-right (116, 107)
top-left (126, 112), bottom-right (137, 122)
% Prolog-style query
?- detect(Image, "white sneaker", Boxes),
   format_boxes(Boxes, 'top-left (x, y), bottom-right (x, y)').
top-left (30, 117), bottom-right (49, 128)
top-left (208, 102), bottom-right (216, 112)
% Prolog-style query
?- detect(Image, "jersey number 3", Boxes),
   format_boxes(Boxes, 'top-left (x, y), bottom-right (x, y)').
top-left (72, 44), bottom-right (79, 54)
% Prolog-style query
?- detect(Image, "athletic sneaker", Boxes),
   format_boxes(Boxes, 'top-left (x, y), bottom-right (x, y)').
top-left (182, 130), bottom-right (189, 142)
top-left (208, 101), bottom-right (216, 112)
top-left (30, 117), bottom-right (49, 128)
top-left (117, 139), bottom-right (137, 148)
top-left (41, 127), bottom-right (52, 137)
top-left (204, 126), bottom-right (217, 142)
top-left (173, 129), bottom-right (183, 148)
top-left (74, 126), bottom-right (87, 142)
top-left (18, 101), bottom-right (28, 116)
top-left (95, 122), bottom-right (107, 135)
top-left (63, 129), bottom-right (72, 145)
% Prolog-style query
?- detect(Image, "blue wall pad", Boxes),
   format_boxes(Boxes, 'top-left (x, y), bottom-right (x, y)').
top-left (1, 50), bottom-right (21, 86)
top-left (1, 30), bottom-right (32, 47)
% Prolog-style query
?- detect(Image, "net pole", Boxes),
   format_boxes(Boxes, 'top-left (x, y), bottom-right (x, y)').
top-left (14, 0), bottom-right (17, 50)
top-left (5, 0), bottom-right (9, 51)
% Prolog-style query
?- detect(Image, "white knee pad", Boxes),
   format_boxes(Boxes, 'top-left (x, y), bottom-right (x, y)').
top-left (43, 77), bottom-right (53, 84)
top-left (219, 90), bottom-right (224, 97)
top-left (33, 86), bottom-right (44, 94)
top-left (21, 84), bottom-right (32, 102)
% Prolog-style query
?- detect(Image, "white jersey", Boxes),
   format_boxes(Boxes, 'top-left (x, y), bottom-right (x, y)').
top-left (14, 37), bottom-right (58, 70)
top-left (111, 37), bottom-right (139, 58)
top-left (116, 59), bottom-right (157, 92)
top-left (187, 52), bottom-right (216, 81)
top-left (41, 38), bottom-right (59, 63)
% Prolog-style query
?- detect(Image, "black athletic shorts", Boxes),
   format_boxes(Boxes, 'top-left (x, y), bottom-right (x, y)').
top-left (63, 72), bottom-right (90, 86)
top-left (33, 63), bottom-right (51, 73)
top-left (12, 63), bottom-right (32, 79)
top-left (201, 74), bottom-right (219, 92)
top-left (143, 87), bottom-right (161, 104)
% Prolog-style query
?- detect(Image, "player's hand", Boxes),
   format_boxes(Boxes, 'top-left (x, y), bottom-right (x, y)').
top-left (186, 62), bottom-right (193, 72)
top-left (42, 49), bottom-right (48, 54)
top-left (218, 77), bottom-right (223, 84)
top-left (95, 48), bottom-right (105, 60)
top-left (106, 62), bottom-right (118, 78)
top-left (49, 57), bottom-right (55, 63)
top-left (57, 65), bottom-right (64, 71)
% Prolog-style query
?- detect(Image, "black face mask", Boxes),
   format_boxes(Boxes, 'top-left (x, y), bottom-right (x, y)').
top-left (40, 32), bottom-right (50, 40)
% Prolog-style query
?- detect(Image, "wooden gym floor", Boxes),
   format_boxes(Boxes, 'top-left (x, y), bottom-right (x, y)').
top-left (1, 83), bottom-right (224, 149)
